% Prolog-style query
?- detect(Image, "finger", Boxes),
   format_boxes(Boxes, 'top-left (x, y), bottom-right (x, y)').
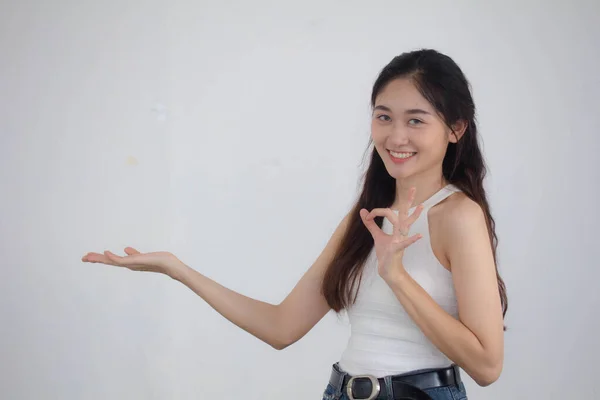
top-left (366, 208), bottom-right (398, 224)
top-left (104, 250), bottom-right (150, 266)
top-left (360, 209), bottom-right (383, 238)
top-left (125, 247), bottom-right (141, 255)
top-left (393, 233), bottom-right (423, 250)
top-left (399, 187), bottom-right (417, 216)
top-left (393, 223), bottom-right (410, 238)
top-left (404, 204), bottom-right (425, 227)
top-left (82, 252), bottom-right (120, 266)
top-left (83, 248), bottom-right (141, 263)
top-left (102, 250), bottom-right (132, 266)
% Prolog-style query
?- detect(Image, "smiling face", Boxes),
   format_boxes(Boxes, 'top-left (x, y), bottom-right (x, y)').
top-left (371, 77), bottom-right (460, 182)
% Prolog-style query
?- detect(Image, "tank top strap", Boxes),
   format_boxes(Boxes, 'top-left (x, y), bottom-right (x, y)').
top-left (420, 184), bottom-right (461, 209)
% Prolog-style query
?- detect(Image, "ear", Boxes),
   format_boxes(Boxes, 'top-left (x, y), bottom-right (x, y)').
top-left (448, 120), bottom-right (468, 143)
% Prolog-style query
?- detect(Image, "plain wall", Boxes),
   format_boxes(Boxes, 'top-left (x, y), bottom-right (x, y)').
top-left (1, 1), bottom-right (599, 399)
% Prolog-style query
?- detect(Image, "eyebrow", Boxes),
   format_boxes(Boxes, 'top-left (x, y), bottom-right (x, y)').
top-left (373, 105), bottom-right (432, 116)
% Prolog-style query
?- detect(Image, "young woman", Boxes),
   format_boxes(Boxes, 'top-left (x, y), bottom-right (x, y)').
top-left (82, 49), bottom-right (507, 400)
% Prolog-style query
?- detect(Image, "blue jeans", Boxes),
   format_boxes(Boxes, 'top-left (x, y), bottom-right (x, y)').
top-left (321, 379), bottom-right (468, 400)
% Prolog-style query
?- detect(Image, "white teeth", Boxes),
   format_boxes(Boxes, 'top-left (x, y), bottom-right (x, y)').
top-left (389, 151), bottom-right (416, 159)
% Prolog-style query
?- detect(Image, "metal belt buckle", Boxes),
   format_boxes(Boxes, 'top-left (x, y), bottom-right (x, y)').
top-left (346, 375), bottom-right (381, 400)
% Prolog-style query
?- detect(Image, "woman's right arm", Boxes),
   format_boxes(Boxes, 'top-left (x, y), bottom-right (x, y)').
top-left (172, 212), bottom-right (351, 350)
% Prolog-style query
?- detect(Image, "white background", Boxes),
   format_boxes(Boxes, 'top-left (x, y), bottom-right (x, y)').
top-left (1, 1), bottom-right (599, 399)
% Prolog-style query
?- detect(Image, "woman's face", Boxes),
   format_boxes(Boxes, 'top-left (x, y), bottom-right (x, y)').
top-left (371, 77), bottom-right (459, 181)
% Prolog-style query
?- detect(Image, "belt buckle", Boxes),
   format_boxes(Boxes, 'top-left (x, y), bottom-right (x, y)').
top-left (346, 375), bottom-right (381, 400)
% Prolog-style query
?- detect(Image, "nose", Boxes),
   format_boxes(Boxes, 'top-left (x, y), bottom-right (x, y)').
top-left (389, 123), bottom-right (410, 146)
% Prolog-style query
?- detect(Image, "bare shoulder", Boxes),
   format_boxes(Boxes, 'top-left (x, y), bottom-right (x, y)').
top-left (429, 191), bottom-right (488, 269)
top-left (434, 191), bottom-right (486, 230)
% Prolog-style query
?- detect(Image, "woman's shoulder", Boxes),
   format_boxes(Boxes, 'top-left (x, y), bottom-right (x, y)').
top-left (430, 189), bottom-right (487, 233)
top-left (429, 189), bottom-right (491, 268)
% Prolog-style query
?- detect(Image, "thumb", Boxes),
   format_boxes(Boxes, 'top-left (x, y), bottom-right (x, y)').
top-left (124, 247), bottom-right (141, 255)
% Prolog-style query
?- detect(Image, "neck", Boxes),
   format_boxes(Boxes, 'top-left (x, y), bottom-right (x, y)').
top-left (392, 166), bottom-right (447, 209)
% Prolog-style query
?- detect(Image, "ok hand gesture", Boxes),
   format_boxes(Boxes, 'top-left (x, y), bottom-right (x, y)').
top-left (359, 187), bottom-right (424, 283)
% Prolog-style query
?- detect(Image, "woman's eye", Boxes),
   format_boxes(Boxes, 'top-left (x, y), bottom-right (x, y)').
top-left (408, 119), bottom-right (423, 125)
top-left (377, 115), bottom-right (391, 122)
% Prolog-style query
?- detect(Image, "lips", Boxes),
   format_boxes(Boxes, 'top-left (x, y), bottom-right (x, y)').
top-left (388, 150), bottom-right (416, 163)
top-left (389, 150), bottom-right (416, 159)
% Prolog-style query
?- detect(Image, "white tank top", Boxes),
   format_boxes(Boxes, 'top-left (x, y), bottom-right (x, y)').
top-left (338, 184), bottom-right (461, 377)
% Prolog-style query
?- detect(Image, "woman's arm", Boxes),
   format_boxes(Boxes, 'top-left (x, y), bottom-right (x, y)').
top-left (386, 196), bottom-right (504, 386)
top-left (172, 212), bottom-right (351, 350)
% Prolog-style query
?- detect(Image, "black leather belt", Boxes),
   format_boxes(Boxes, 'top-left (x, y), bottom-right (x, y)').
top-left (328, 363), bottom-right (462, 400)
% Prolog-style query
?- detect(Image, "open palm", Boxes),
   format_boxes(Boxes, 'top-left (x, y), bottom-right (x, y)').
top-left (82, 247), bottom-right (183, 277)
top-left (360, 187), bottom-right (424, 282)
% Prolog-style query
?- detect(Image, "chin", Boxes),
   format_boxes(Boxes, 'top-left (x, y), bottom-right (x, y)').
top-left (383, 166), bottom-right (414, 180)
top-left (381, 159), bottom-right (417, 180)
top-left (390, 171), bottom-right (415, 180)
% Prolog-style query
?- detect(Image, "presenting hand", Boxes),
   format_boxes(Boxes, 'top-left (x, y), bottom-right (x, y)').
top-left (359, 187), bottom-right (424, 283)
top-left (81, 247), bottom-right (186, 279)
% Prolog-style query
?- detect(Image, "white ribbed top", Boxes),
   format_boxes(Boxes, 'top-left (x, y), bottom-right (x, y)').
top-left (338, 184), bottom-right (461, 377)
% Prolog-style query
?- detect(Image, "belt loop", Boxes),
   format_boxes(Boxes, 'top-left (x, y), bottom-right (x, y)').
top-left (383, 376), bottom-right (394, 400)
top-left (452, 365), bottom-right (460, 386)
top-left (332, 363), bottom-right (346, 398)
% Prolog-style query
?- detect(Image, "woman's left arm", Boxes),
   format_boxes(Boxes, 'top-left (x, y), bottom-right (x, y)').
top-left (387, 198), bottom-right (504, 386)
